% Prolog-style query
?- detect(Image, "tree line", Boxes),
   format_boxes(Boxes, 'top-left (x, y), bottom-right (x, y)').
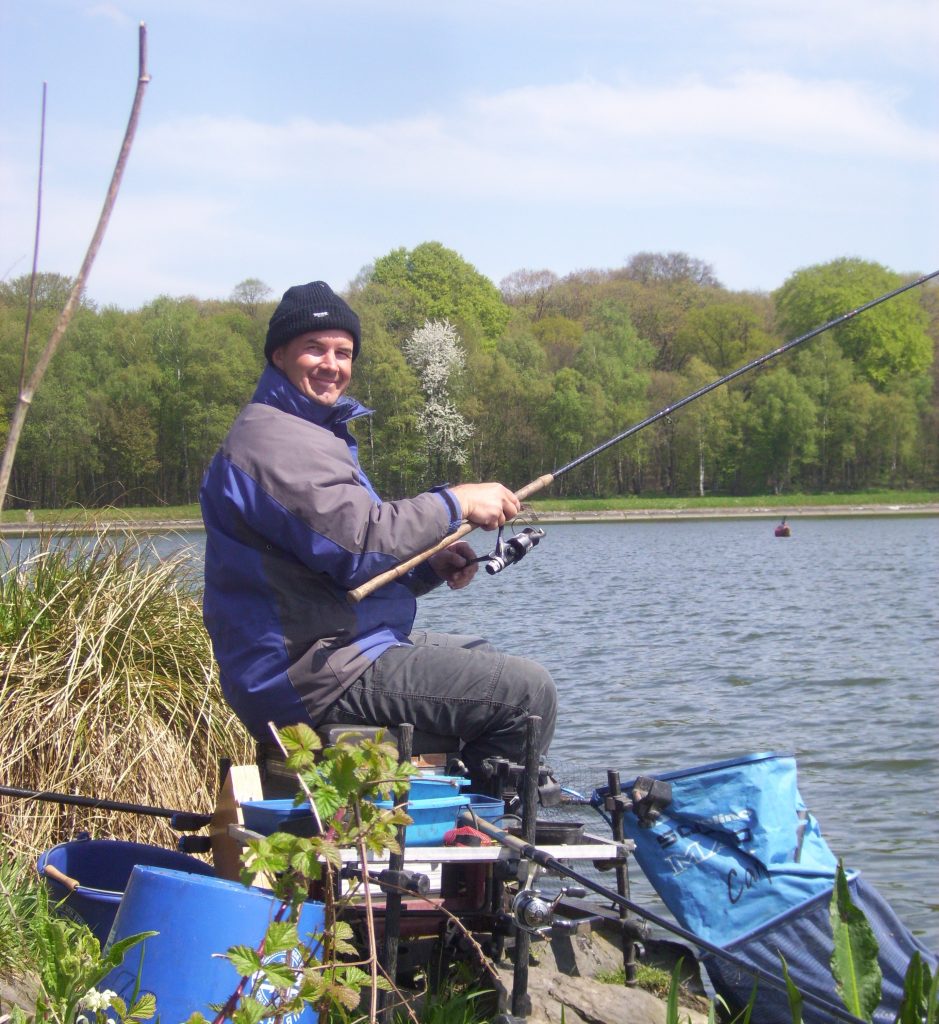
top-left (1, 247), bottom-right (936, 511)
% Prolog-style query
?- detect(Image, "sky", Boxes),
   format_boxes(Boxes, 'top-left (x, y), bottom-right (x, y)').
top-left (1, 0), bottom-right (937, 310)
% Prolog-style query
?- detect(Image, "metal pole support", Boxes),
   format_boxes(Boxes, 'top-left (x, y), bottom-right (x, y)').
top-left (510, 715), bottom-right (541, 1018)
top-left (378, 723), bottom-right (413, 1021)
top-left (606, 768), bottom-right (637, 985)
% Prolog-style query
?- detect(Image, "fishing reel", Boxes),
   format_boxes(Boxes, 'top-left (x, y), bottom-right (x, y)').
top-left (511, 885), bottom-right (597, 938)
top-left (485, 525), bottom-right (546, 575)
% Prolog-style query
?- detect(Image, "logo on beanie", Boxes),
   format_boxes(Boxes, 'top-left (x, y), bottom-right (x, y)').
top-left (313, 311), bottom-right (328, 317)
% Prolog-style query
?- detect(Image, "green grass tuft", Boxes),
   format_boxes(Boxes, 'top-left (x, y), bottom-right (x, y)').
top-left (0, 525), bottom-right (253, 858)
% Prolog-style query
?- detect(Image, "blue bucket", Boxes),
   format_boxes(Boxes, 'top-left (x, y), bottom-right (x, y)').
top-left (36, 836), bottom-right (215, 945)
top-left (102, 865), bottom-right (325, 1023)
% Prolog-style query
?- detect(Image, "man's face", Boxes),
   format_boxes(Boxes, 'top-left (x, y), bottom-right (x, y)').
top-left (271, 329), bottom-right (354, 406)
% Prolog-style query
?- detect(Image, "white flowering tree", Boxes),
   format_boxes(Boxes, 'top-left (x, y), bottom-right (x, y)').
top-left (402, 319), bottom-right (474, 474)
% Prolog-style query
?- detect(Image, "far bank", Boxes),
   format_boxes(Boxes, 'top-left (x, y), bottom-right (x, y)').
top-left (2, 494), bottom-right (938, 538)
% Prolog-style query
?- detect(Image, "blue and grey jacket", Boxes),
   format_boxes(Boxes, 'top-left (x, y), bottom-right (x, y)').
top-left (200, 365), bottom-right (462, 741)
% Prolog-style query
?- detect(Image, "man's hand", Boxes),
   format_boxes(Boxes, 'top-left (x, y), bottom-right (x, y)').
top-left (450, 482), bottom-right (520, 530)
top-left (429, 541), bottom-right (479, 590)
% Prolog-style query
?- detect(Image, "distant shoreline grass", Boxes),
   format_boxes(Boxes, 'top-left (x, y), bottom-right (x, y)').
top-left (1, 489), bottom-right (937, 532)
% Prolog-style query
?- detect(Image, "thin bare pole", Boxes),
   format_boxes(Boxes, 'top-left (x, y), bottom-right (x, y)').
top-left (19, 82), bottom-right (47, 395)
top-left (0, 24), bottom-right (152, 517)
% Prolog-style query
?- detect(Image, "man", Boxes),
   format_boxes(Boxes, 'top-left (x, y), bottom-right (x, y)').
top-left (200, 281), bottom-right (557, 788)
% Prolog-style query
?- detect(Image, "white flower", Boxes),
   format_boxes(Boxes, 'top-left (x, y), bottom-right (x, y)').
top-left (79, 988), bottom-right (118, 1012)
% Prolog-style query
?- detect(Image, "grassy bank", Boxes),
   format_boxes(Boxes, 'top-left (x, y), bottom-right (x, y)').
top-left (1, 490), bottom-right (937, 531)
top-left (528, 489), bottom-right (939, 512)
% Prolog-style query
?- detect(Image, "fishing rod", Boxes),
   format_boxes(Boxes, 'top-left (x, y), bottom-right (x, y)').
top-left (348, 268), bottom-right (939, 603)
top-left (457, 810), bottom-right (868, 1024)
top-left (0, 783), bottom-right (211, 832)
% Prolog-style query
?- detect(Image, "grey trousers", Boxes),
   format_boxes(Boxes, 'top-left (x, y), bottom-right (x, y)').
top-left (323, 631), bottom-right (558, 781)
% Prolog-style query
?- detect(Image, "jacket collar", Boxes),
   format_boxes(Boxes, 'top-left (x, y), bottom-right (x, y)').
top-left (251, 364), bottom-right (372, 427)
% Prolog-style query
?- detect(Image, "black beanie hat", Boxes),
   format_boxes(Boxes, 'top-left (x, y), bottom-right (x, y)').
top-left (264, 281), bottom-right (361, 362)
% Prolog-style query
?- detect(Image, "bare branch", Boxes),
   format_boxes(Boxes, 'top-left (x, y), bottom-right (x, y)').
top-left (0, 24), bottom-right (151, 516)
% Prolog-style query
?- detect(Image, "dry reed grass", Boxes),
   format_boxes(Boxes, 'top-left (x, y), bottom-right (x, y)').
top-left (0, 526), bottom-right (254, 860)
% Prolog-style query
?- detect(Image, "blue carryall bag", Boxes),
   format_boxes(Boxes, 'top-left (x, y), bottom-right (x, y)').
top-left (599, 752), bottom-right (937, 1023)
top-left (611, 751), bottom-right (838, 947)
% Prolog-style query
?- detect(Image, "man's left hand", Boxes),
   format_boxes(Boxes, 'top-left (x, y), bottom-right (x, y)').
top-left (429, 541), bottom-right (479, 590)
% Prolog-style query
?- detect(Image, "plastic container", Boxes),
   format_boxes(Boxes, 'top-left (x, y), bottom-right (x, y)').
top-left (102, 865), bottom-right (325, 1023)
top-left (240, 799), bottom-right (317, 835)
top-left (36, 835), bottom-right (215, 945)
top-left (241, 775), bottom-right (470, 837)
top-left (377, 792), bottom-right (506, 846)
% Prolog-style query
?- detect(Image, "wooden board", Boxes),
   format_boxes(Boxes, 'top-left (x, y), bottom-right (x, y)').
top-left (209, 764), bottom-right (265, 882)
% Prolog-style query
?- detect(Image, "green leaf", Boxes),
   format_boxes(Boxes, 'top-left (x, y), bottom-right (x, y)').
top-left (260, 960), bottom-right (299, 990)
top-left (894, 952), bottom-right (924, 1024)
top-left (927, 962), bottom-right (939, 1024)
top-left (665, 958), bottom-right (683, 1024)
top-left (289, 846), bottom-right (325, 881)
top-left (779, 953), bottom-right (804, 1024)
top-left (128, 991), bottom-right (157, 1020)
top-left (101, 930), bottom-right (159, 971)
top-left (280, 723), bottom-right (322, 754)
top-left (331, 935), bottom-right (360, 958)
top-left (232, 995), bottom-right (268, 1024)
top-left (829, 862), bottom-right (882, 1021)
top-left (310, 783), bottom-right (345, 821)
top-left (324, 980), bottom-right (362, 1011)
top-left (263, 920), bottom-right (300, 956)
top-left (337, 964), bottom-right (373, 989)
top-left (313, 838), bottom-right (343, 869)
top-left (227, 944), bottom-right (264, 976)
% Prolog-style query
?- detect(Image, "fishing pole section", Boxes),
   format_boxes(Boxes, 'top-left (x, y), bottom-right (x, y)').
top-left (348, 268), bottom-right (939, 603)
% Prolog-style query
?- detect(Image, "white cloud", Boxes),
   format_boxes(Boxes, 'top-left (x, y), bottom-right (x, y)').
top-left (134, 71), bottom-right (937, 211)
top-left (703, 0), bottom-right (939, 62)
top-left (2, 3), bottom-right (935, 306)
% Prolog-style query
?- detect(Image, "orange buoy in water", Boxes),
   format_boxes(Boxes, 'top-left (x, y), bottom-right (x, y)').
top-left (774, 519), bottom-right (791, 537)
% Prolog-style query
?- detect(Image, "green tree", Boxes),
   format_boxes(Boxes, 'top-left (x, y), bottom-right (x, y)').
top-left (622, 251), bottom-right (722, 288)
top-left (16, 320), bottom-right (100, 506)
top-left (532, 315), bottom-right (583, 371)
top-left (365, 242), bottom-right (510, 347)
top-left (864, 387), bottom-right (922, 486)
top-left (792, 336), bottom-right (867, 489)
top-left (464, 322), bottom-right (551, 487)
top-left (674, 299), bottom-right (773, 375)
top-left (539, 368), bottom-right (605, 494)
top-left (349, 311), bottom-right (425, 497)
top-left (602, 275), bottom-right (711, 373)
top-left (745, 368), bottom-right (819, 493)
top-left (577, 301), bottom-right (653, 494)
top-left (671, 356), bottom-right (736, 496)
top-left (230, 277), bottom-right (271, 315)
top-left (774, 258), bottom-right (933, 388)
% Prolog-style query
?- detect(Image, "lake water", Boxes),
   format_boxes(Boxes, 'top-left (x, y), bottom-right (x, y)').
top-left (421, 515), bottom-right (939, 949)
top-left (6, 515), bottom-right (937, 947)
